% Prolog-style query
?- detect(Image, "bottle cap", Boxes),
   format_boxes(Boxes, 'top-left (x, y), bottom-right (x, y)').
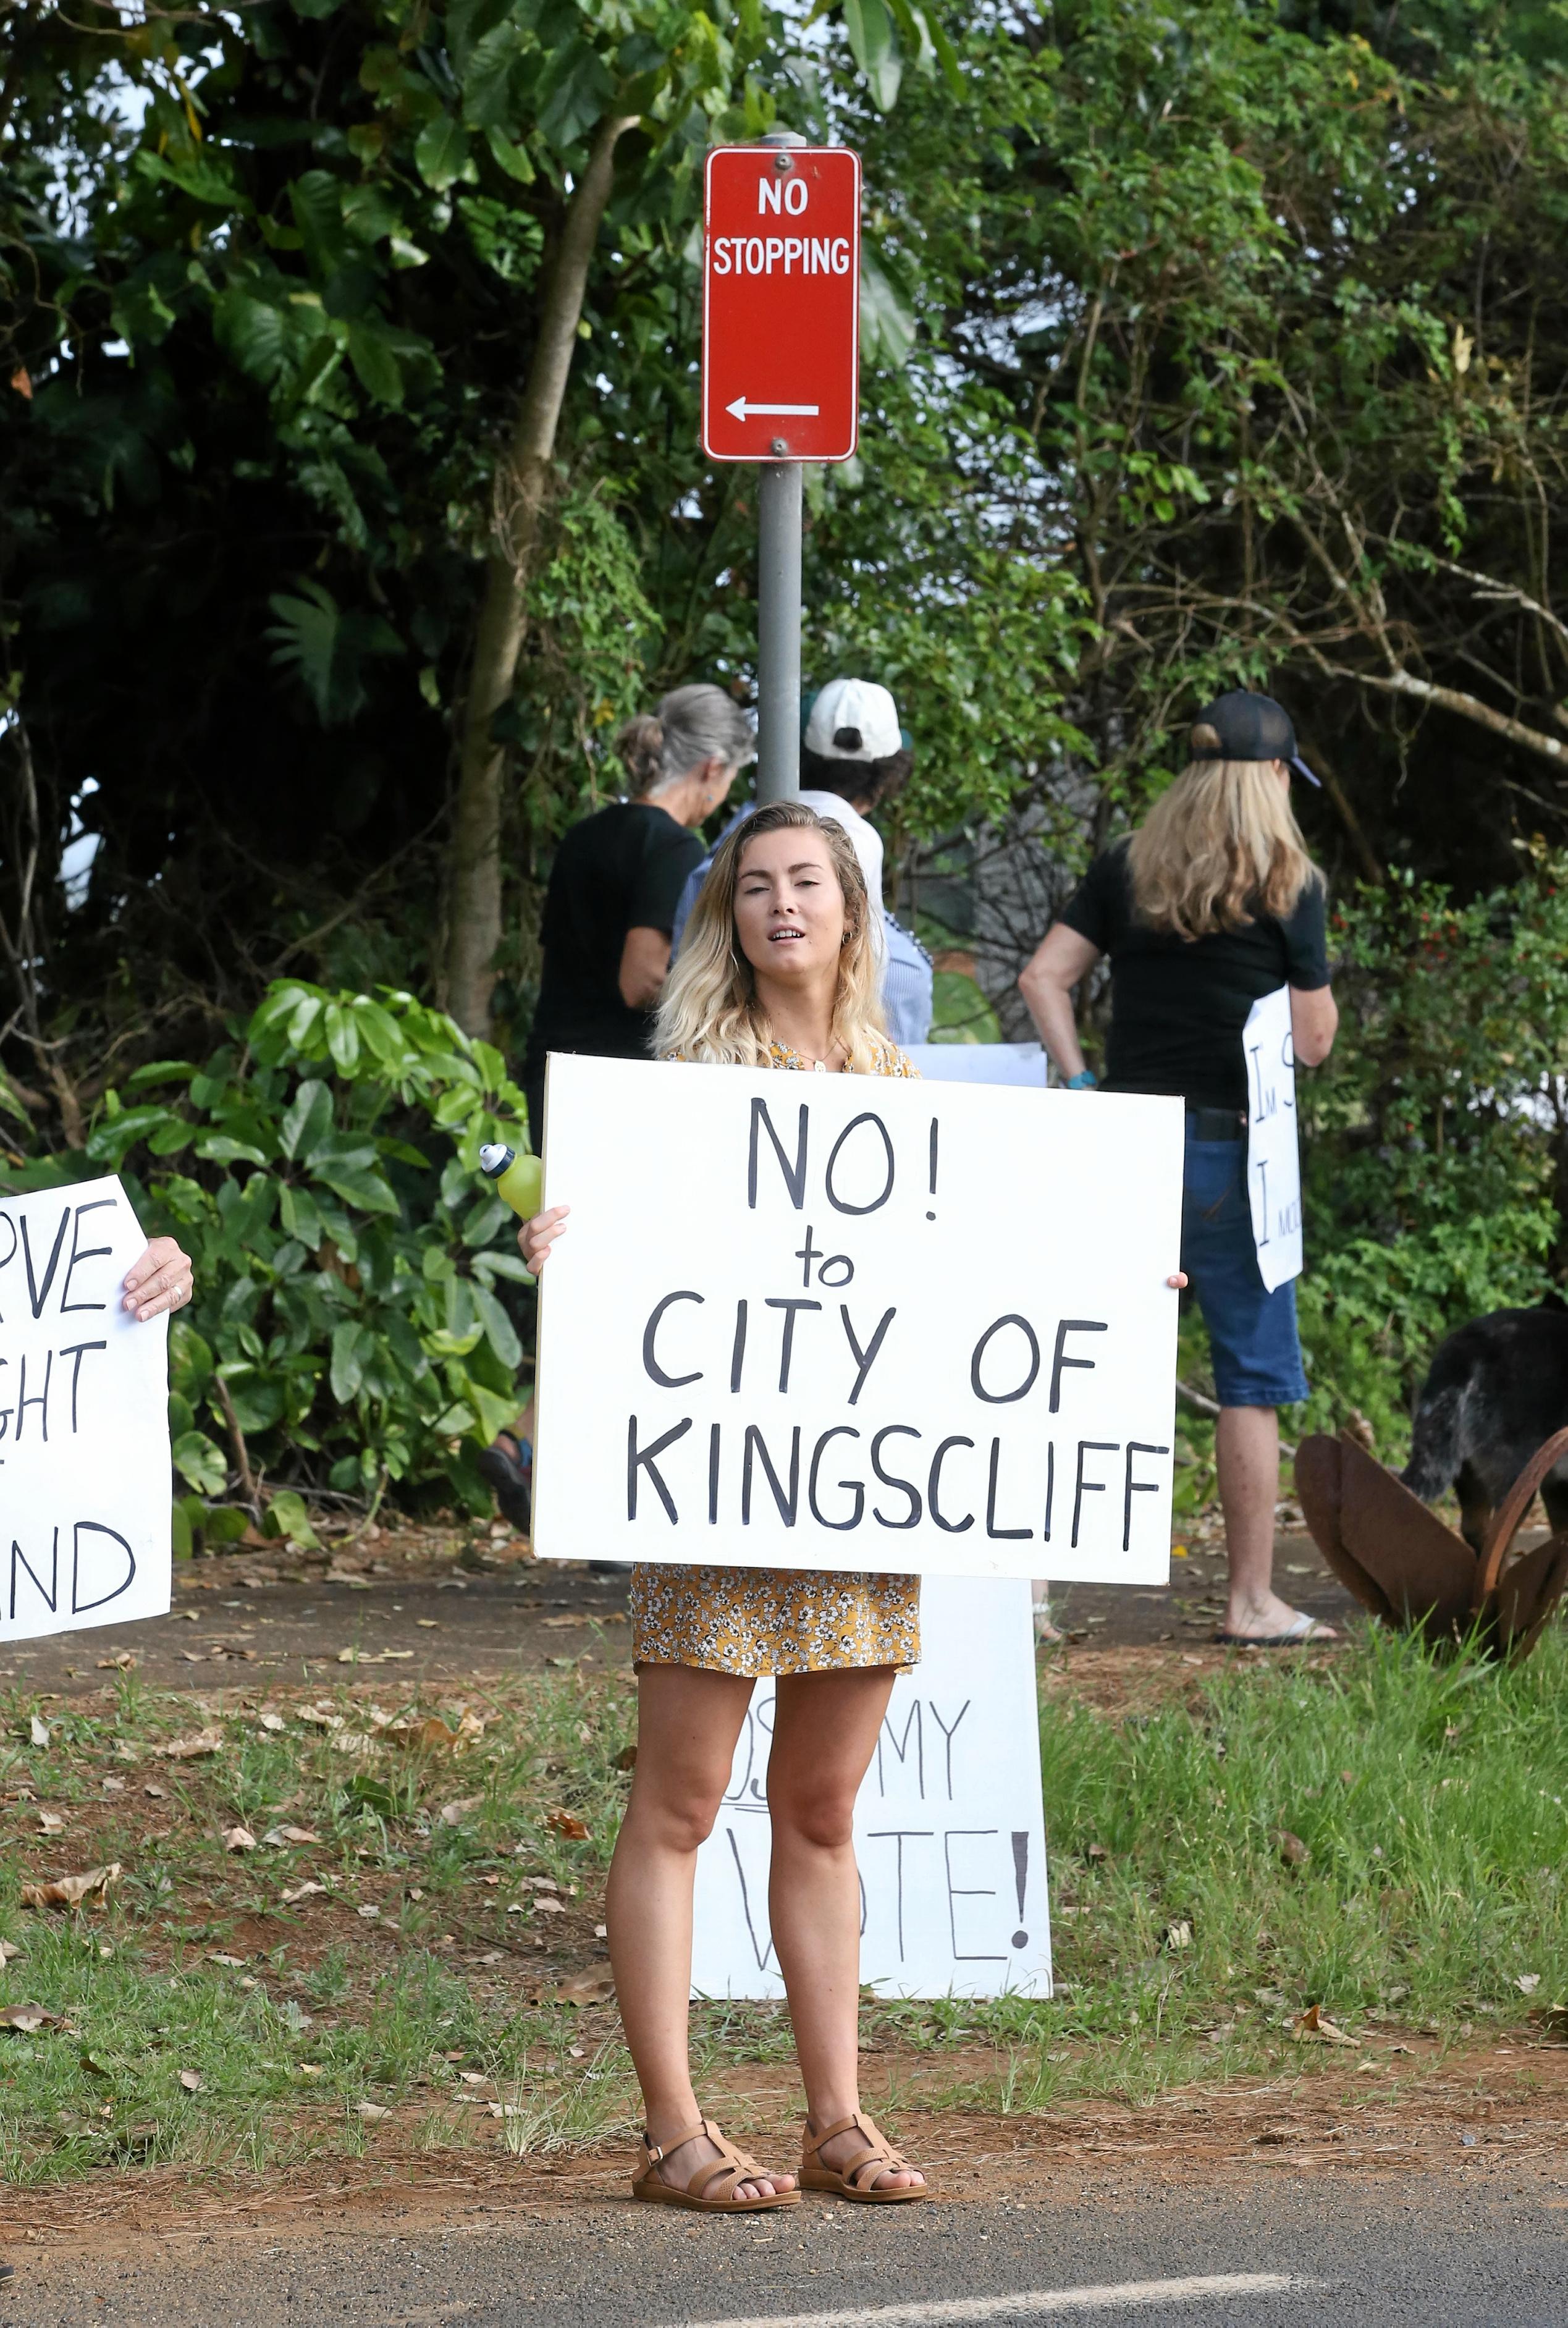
top-left (478, 1142), bottom-right (515, 1179)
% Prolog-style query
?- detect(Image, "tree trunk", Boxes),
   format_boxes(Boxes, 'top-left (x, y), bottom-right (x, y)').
top-left (442, 109), bottom-right (638, 1037)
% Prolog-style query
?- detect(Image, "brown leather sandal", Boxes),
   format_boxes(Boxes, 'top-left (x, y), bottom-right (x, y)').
top-left (631, 2116), bottom-right (800, 2212)
top-left (801, 2110), bottom-right (929, 2203)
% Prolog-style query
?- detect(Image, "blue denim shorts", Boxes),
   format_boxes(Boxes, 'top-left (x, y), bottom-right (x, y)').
top-left (1181, 1132), bottom-right (1310, 1409)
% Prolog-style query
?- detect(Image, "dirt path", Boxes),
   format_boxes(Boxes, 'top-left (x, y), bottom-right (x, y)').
top-left (2, 1532), bottom-right (1357, 1698)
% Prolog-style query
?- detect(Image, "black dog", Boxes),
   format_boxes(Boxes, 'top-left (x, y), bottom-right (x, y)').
top-left (1403, 1296), bottom-right (1568, 1552)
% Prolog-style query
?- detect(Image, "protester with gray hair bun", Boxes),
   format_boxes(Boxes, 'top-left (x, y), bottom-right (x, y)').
top-left (488, 685), bottom-right (753, 1532)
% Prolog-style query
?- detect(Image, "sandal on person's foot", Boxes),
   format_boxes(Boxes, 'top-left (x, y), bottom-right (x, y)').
top-left (631, 2117), bottom-right (799, 2212)
top-left (801, 2110), bottom-right (929, 2203)
top-left (1213, 1613), bottom-right (1335, 1648)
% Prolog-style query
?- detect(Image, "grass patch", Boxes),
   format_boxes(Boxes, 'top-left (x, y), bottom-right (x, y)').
top-left (3, 1622), bottom-right (1567, 2182)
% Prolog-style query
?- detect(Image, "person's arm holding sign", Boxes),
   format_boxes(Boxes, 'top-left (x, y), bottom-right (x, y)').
top-left (122, 1236), bottom-right (195, 1320)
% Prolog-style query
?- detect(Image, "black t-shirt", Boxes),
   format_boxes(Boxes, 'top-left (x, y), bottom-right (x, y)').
top-left (1057, 841), bottom-right (1330, 1111)
top-left (522, 803), bottom-right (704, 1077)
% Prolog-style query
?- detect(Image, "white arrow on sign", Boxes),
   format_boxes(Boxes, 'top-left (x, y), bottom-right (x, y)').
top-left (724, 396), bottom-right (821, 421)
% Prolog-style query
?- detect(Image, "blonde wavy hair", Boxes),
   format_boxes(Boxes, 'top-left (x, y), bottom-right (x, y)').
top-left (1126, 729), bottom-right (1323, 940)
top-left (655, 801), bottom-right (886, 1069)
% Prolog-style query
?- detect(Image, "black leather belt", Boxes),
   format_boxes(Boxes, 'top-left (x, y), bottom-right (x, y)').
top-left (1187, 1106), bottom-right (1246, 1141)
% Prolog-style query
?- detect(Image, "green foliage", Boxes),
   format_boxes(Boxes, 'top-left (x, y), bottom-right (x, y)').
top-left (1294, 858), bottom-right (1568, 1453)
top-left (0, 982), bottom-right (539, 1512)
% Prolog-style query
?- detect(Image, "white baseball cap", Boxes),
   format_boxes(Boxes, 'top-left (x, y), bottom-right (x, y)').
top-left (804, 677), bottom-right (902, 762)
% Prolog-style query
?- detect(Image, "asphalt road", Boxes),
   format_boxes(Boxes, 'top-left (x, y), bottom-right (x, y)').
top-left (1, 1538), bottom-right (1357, 1698)
top-left (7, 2173), bottom-right (1567, 2327)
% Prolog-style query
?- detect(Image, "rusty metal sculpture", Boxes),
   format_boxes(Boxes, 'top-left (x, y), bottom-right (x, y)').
top-left (1295, 1424), bottom-right (1568, 1663)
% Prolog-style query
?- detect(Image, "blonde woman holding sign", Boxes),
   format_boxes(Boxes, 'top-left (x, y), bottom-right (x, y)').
top-left (1019, 691), bottom-right (1338, 1648)
top-left (526, 801), bottom-right (1192, 2211)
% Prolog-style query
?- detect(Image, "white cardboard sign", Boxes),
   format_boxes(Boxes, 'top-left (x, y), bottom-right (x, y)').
top-left (1, 1176), bottom-right (172, 1643)
top-left (533, 1055), bottom-right (1182, 1584)
top-left (1242, 986), bottom-right (1303, 1293)
top-left (691, 1575), bottom-right (1050, 1999)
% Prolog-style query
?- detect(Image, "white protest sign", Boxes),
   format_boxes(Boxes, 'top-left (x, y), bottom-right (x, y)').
top-left (691, 1575), bottom-right (1049, 1999)
top-left (903, 1042), bottom-right (1047, 1089)
top-left (0, 1176), bottom-right (172, 1643)
top-left (1242, 985), bottom-right (1303, 1294)
top-left (533, 1055), bottom-right (1182, 1583)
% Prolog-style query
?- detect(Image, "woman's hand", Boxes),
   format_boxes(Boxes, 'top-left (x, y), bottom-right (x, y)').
top-left (123, 1236), bottom-right (193, 1322)
top-left (520, 1205), bottom-right (570, 1275)
top-left (1166, 1272), bottom-right (1188, 1290)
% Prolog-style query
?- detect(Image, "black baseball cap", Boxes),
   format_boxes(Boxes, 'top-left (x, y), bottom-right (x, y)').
top-left (1191, 690), bottom-right (1321, 787)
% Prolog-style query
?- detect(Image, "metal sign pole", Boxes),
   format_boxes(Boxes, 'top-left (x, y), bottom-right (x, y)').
top-left (756, 459), bottom-right (803, 804)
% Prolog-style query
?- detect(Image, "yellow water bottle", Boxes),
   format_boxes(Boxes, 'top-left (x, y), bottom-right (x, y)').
top-left (479, 1141), bottom-right (544, 1220)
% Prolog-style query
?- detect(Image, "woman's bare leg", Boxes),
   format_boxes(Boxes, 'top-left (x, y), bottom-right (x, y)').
top-left (766, 1667), bottom-right (924, 2193)
top-left (606, 1662), bottom-right (793, 2199)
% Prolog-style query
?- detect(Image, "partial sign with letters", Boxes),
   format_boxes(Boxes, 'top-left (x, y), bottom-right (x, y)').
top-left (691, 1575), bottom-right (1050, 1999)
top-left (533, 1055), bottom-right (1183, 1583)
top-left (1242, 985), bottom-right (1304, 1293)
top-left (1, 1175), bottom-right (172, 1643)
top-left (702, 144), bottom-right (860, 463)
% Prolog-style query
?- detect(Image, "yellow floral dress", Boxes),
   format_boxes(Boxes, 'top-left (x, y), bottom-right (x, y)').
top-left (629, 1035), bottom-right (922, 1677)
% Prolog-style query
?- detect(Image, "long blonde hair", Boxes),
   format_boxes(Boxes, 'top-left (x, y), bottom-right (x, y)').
top-left (655, 801), bottom-right (886, 1069)
top-left (1127, 738), bottom-right (1322, 940)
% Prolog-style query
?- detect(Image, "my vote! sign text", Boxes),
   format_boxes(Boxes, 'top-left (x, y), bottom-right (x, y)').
top-left (702, 143), bottom-right (860, 463)
top-left (533, 1057), bottom-right (1184, 1584)
top-left (692, 1576), bottom-right (1050, 1999)
top-left (1, 1176), bottom-right (172, 1643)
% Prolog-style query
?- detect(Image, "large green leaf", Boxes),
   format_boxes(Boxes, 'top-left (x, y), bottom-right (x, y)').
top-left (415, 114), bottom-right (473, 192)
top-left (310, 1157), bottom-right (400, 1215)
top-left (172, 1430), bottom-right (228, 1497)
top-left (859, 244), bottom-right (917, 366)
top-left (280, 1079), bottom-right (333, 1162)
top-left (213, 289), bottom-right (290, 386)
top-left (346, 319), bottom-right (405, 408)
top-left (537, 40), bottom-right (615, 150)
top-left (842, 0), bottom-right (901, 109)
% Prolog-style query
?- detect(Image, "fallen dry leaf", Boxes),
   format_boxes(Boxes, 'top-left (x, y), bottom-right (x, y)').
top-left (296, 1706), bottom-right (343, 1730)
top-left (531, 1896), bottom-right (567, 1917)
top-left (1272, 1828), bottom-right (1310, 1868)
top-left (550, 1968), bottom-right (615, 2007)
top-left (280, 1880), bottom-right (329, 1905)
top-left (327, 1731), bottom-right (377, 1755)
top-left (415, 1619), bottom-right (439, 1629)
top-left (258, 1713), bottom-right (286, 1734)
top-left (179, 2069), bottom-right (203, 2093)
top-left (261, 1826), bottom-right (320, 1847)
top-left (1517, 1973), bottom-right (1542, 1995)
top-left (20, 1865), bottom-right (122, 1912)
top-left (157, 1730), bottom-right (223, 1761)
top-left (546, 1809), bottom-right (590, 1842)
top-left (0, 1940), bottom-right (22, 1963)
top-left (29, 1716), bottom-right (50, 1748)
top-left (222, 1826), bottom-right (258, 1854)
top-left (337, 1648), bottom-right (416, 1666)
top-left (1160, 1919), bottom-right (1193, 1952)
top-left (36, 1810), bottom-right (64, 1835)
top-left (0, 2002), bottom-right (65, 2034)
top-left (388, 1716), bottom-right (465, 1753)
top-left (143, 1785), bottom-right (167, 1800)
top-left (356, 1904), bottom-right (381, 1920)
top-left (438, 1797), bottom-right (483, 1828)
top-left (1291, 2003), bottom-right (1357, 2046)
top-left (356, 2099), bottom-right (390, 2121)
top-left (541, 1615), bottom-right (588, 1630)
top-left (96, 1651), bottom-right (137, 1672)
top-left (207, 1953), bottom-right (247, 1969)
